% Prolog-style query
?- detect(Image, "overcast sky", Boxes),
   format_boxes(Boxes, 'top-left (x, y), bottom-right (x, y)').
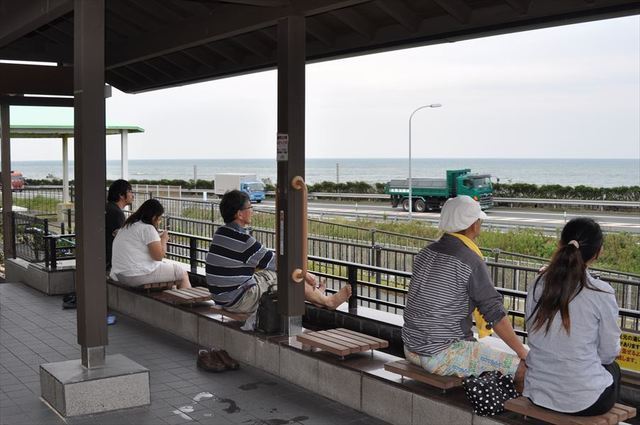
top-left (8, 15), bottom-right (640, 162)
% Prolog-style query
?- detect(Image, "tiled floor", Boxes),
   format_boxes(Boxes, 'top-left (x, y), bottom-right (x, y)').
top-left (0, 282), bottom-right (388, 425)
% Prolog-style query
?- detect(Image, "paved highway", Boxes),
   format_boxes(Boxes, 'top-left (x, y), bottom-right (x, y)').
top-left (256, 200), bottom-right (640, 234)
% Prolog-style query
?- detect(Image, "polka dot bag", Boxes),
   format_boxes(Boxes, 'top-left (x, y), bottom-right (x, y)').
top-left (462, 371), bottom-right (518, 416)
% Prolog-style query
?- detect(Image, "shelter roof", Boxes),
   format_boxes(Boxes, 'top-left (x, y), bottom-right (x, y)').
top-left (9, 125), bottom-right (144, 138)
top-left (1, 0), bottom-right (638, 94)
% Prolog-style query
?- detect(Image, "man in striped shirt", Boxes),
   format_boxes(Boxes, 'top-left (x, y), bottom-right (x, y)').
top-left (206, 190), bottom-right (351, 313)
top-left (402, 196), bottom-right (528, 382)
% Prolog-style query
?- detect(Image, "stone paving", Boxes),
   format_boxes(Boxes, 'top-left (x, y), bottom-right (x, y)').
top-left (0, 282), bottom-right (389, 425)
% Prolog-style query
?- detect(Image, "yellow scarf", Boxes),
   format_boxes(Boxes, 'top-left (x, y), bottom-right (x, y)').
top-left (447, 232), bottom-right (493, 338)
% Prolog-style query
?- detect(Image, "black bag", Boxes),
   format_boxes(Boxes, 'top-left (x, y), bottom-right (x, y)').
top-left (462, 371), bottom-right (518, 416)
top-left (255, 285), bottom-right (280, 334)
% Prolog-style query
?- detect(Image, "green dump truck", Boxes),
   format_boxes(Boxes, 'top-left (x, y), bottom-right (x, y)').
top-left (385, 169), bottom-right (493, 212)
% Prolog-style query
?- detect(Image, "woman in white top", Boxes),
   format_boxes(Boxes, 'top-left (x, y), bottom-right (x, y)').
top-left (111, 199), bottom-right (192, 289)
top-left (524, 218), bottom-right (621, 416)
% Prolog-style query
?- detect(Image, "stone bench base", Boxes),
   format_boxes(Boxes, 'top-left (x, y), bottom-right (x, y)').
top-left (106, 281), bottom-right (517, 425)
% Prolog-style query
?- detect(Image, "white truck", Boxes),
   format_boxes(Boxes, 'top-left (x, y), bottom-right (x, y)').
top-left (214, 173), bottom-right (265, 203)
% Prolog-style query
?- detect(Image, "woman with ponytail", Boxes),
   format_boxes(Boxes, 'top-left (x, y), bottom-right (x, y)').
top-left (110, 199), bottom-right (192, 289)
top-left (523, 218), bottom-right (621, 415)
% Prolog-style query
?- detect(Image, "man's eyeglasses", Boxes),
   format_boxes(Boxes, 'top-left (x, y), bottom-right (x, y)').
top-left (240, 205), bottom-right (253, 211)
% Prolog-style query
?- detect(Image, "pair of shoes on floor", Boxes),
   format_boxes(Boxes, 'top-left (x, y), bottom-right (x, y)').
top-left (197, 349), bottom-right (239, 373)
top-left (62, 293), bottom-right (76, 309)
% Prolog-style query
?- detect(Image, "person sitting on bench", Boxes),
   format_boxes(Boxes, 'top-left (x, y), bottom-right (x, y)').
top-left (110, 199), bottom-right (192, 289)
top-left (524, 218), bottom-right (621, 416)
top-left (205, 190), bottom-right (351, 314)
top-left (402, 196), bottom-right (528, 383)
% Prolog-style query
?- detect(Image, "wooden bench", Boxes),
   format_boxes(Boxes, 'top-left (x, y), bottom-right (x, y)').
top-left (106, 277), bottom-right (174, 293)
top-left (296, 328), bottom-right (389, 359)
top-left (384, 359), bottom-right (463, 393)
top-left (504, 396), bottom-right (636, 425)
top-left (159, 287), bottom-right (212, 305)
top-left (208, 305), bottom-right (251, 323)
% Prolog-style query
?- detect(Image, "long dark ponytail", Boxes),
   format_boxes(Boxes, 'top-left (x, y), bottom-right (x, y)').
top-left (123, 199), bottom-right (164, 228)
top-left (528, 217), bottom-right (603, 335)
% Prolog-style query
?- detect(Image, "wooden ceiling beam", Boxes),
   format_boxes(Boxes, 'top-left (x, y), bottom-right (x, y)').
top-left (0, 63), bottom-right (73, 96)
top-left (0, 95), bottom-right (73, 107)
top-left (231, 33), bottom-right (273, 59)
top-left (217, 0), bottom-right (290, 6)
top-left (375, 0), bottom-right (420, 33)
top-left (0, 0), bottom-right (72, 48)
top-left (306, 17), bottom-right (336, 46)
top-left (108, 68), bottom-right (140, 86)
top-left (504, 0), bottom-right (533, 14)
top-left (182, 48), bottom-right (218, 71)
top-left (331, 8), bottom-right (375, 40)
top-left (203, 43), bottom-right (244, 65)
top-left (431, 0), bottom-right (472, 24)
top-left (106, 0), bottom-right (372, 69)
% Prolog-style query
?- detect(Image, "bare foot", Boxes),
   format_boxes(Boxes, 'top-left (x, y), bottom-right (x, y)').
top-left (317, 278), bottom-right (327, 292)
top-left (326, 285), bottom-right (352, 309)
top-left (514, 360), bottom-right (526, 393)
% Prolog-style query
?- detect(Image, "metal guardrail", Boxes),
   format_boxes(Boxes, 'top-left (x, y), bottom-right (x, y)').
top-left (494, 197), bottom-right (640, 208)
top-left (265, 191), bottom-right (639, 209)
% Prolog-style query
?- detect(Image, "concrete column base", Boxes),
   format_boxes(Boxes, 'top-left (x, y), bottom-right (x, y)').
top-left (40, 354), bottom-right (149, 417)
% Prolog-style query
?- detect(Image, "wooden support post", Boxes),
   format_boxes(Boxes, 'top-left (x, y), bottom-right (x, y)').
top-left (0, 103), bottom-right (13, 260)
top-left (74, 0), bottom-right (107, 368)
top-left (276, 14), bottom-right (306, 333)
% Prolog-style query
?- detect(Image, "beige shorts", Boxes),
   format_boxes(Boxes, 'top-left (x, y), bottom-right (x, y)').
top-left (224, 270), bottom-right (277, 314)
top-left (117, 262), bottom-right (185, 288)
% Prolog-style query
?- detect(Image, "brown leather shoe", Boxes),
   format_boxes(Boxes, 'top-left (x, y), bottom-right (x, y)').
top-left (214, 349), bottom-right (239, 370)
top-left (197, 349), bottom-right (226, 372)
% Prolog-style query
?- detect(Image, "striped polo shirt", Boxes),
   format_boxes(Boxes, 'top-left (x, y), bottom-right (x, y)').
top-left (205, 222), bottom-right (275, 306)
top-left (402, 234), bottom-right (506, 356)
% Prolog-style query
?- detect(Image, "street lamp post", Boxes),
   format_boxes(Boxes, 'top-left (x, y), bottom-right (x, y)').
top-left (408, 103), bottom-right (442, 219)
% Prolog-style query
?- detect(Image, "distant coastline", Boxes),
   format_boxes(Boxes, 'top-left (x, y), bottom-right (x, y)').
top-left (11, 158), bottom-right (640, 188)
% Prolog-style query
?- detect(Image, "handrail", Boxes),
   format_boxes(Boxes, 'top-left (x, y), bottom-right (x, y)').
top-left (291, 176), bottom-right (308, 283)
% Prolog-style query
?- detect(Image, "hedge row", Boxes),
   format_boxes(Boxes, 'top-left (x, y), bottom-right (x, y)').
top-left (24, 178), bottom-right (639, 201)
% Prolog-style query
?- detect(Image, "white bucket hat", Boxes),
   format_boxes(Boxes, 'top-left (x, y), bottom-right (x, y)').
top-left (438, 195), bottom-right (488, 233)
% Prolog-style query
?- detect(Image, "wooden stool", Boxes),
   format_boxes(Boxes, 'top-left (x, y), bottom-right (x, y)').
top-left (504, 396), bottom-right (636, 425)
top-left (296, 328), bottom-right (388, 359)
top-left (384, 359), bottom-right (462, 393)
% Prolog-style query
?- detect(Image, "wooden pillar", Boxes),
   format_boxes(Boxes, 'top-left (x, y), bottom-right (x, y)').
top-left (276, 15), bottom-right (306, 334)
top-left (74, 0), bottom-right (107, 368)
top-left (0, 103), bottom-right (13, 259)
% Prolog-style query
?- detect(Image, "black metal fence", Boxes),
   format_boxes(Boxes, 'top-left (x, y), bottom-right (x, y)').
top-left (14, 212), bottom-right (48, 262)
top-left (9, 216), bottom-right (639, 337)
top-left (12, 212), bottom-right (75, 268)
top-left (5, 190), bottom-right (639, 315)
top-left (6, 189), bottom-right (639, 281)
top-left (159, 231), bottom-right (640, 337)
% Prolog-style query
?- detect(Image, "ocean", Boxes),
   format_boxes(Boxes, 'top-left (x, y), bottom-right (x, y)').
top-left (11, 158), bottom-right (640, 188)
